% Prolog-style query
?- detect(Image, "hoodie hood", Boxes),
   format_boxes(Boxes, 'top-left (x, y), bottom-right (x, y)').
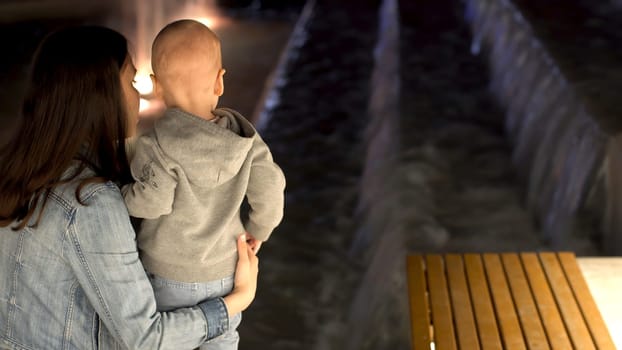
top-left (153, 107), bottom-right (256, 188)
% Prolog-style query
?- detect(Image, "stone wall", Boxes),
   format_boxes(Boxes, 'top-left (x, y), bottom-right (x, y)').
top-left (464, 0), bottom-right (622, 254)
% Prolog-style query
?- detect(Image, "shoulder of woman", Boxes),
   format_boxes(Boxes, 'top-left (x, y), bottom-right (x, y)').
top-left (77, 181), bottom-right (123, 204)
top-left (52, 177), bottom-right (122, 208)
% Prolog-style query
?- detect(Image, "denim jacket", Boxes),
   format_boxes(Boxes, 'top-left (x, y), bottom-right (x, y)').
top-left (0, 169), bottom-right (229, 349)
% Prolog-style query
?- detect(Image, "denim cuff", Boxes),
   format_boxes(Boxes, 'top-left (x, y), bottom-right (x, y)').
top-left (198, 297), bottom-right (230, 339)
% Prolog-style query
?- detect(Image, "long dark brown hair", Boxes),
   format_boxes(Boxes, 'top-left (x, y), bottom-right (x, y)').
top-left (0, 26), bottom-right (133, 230)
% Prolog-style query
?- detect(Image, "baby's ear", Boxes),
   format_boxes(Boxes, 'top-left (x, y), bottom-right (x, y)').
top-left (214, 68), bottom-right (225, 97)
top-left (150, 74), bottom-right (163, 99)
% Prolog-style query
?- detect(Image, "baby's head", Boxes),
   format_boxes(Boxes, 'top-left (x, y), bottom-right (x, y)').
top-left (151, 19), bottom-right (225, 119)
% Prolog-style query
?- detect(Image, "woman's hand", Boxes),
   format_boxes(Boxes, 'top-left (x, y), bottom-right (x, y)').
top-left (223, 234), bottom-right (259, 316)
top-left (245, 233), bottom-right (263, 253)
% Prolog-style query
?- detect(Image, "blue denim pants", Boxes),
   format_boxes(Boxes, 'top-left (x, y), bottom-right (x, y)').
top-left (148, 273), bottom-right (242, 350)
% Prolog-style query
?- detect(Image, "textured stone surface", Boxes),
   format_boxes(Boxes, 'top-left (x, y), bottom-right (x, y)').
top-left (578, 257), bottom-right (622, 348)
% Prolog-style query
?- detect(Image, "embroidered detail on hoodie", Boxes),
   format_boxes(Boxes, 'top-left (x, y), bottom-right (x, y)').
top-left (139, 162), bottom-right (158, 189)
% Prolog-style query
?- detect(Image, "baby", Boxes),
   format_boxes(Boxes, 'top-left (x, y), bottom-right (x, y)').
top-left (123, 19), bottom-right (286, 349)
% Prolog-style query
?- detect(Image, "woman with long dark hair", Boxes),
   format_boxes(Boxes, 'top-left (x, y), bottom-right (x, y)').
top-left (0, 26), bottom-right (258, 349)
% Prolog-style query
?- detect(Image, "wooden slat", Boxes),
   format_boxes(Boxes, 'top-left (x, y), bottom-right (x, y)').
top-left (426, 255), bottom-right (457, 350)
top-left (521, 253), bottom-right (573, 349)
top-left (406, 255), bottom-right (432, 350)
top-left (539, 253), bottom-right (596, 350)
top-left (464, 254), bottom-right (503, 350)
top-left (445, 254), bottom-right (480, 349)
top-left (501, 253), bottom-right (550, 350)
top-left (558, 252), bottom-right (616, 350)
top-left (407, 252), bottom-right (614, 350)
top-left (482, 253), bottom-right (527, 350)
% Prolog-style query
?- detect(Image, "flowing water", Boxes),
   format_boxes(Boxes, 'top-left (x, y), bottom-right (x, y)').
top-left (239, 0), bottom-right (601, 348)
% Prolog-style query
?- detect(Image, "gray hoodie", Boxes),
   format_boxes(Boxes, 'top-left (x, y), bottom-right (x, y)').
top-left (123, 107), bottom-right (285, 282)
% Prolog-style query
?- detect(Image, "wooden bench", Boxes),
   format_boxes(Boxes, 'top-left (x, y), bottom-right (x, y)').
top-left (406, 252), bottom-right (616, 349)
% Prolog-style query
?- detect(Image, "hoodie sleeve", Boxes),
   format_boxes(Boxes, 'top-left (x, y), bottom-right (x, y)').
top-left (244, 136), bottom-right (286, 242)
top-left (122, 135), bottom-right (178, 219)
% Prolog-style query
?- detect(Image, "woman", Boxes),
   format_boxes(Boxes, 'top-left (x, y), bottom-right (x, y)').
top-left (0, 26), bottom-right (258, 349)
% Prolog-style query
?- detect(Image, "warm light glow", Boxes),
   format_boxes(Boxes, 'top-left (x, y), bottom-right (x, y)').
top-left (139, 98), bottom-right (151, 114)
top-left (196, 17), bottom-right (214, 28)
top-left (138, 98), bottom-right (165, 118)
top-left (134, 72), bottom-right (153, 95)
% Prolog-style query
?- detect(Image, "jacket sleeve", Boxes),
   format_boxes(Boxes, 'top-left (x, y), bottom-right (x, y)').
top-left (122, 135), bottom-right (177, 219)
top-left (67, 184), bottom-right (229, 349)
top-left (245, 136), bottom-right (286, 241)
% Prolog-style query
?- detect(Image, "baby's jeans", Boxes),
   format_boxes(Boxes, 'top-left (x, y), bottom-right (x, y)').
top-left (148, 273), bottom-right (242, 350)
